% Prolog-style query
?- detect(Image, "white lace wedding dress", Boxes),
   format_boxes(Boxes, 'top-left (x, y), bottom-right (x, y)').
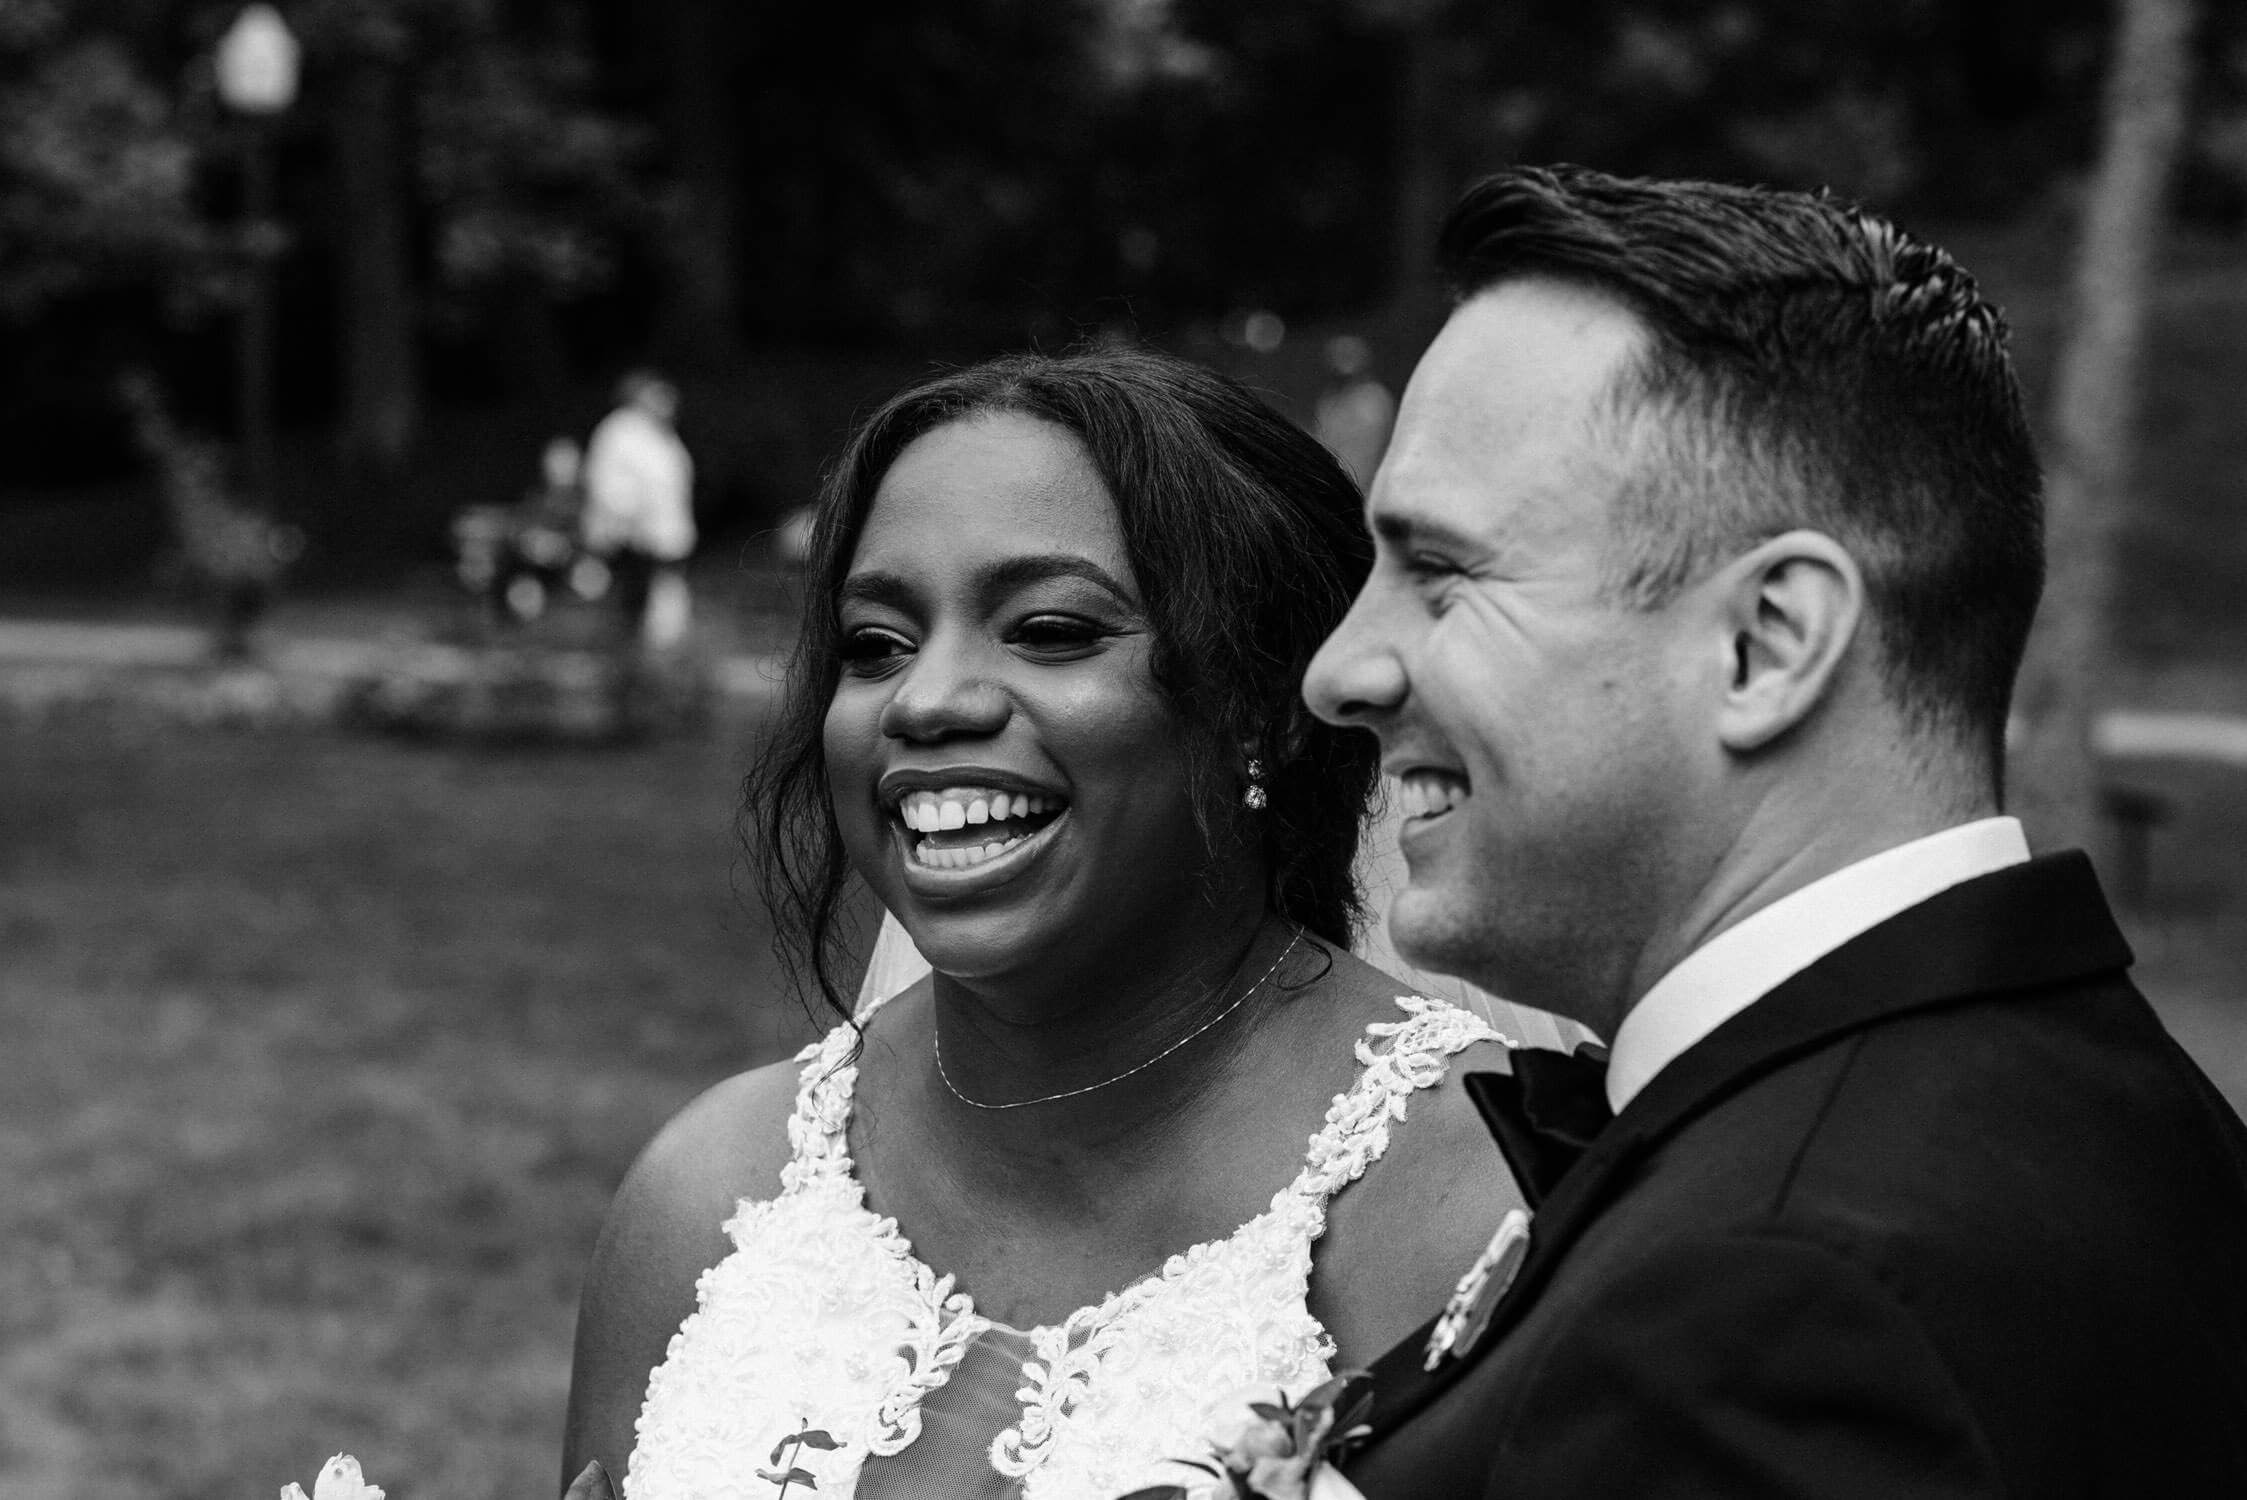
top-left (623, 990), bottom-right (1510, 1500)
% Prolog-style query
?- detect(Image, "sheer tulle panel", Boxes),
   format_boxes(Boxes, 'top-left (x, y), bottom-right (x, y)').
top-left (856, 1325), bottom-right (1038, 1500)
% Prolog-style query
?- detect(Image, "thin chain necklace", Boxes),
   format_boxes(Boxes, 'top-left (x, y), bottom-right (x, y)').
top-left (934, 927), bottom-right (1303, 1111)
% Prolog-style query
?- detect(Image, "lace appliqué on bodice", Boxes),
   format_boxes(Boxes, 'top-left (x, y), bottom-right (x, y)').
top-left (625, 995), bottom-right (1506, 1500)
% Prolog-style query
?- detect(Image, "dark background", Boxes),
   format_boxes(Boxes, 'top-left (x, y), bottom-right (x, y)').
top-left (4, 0), bottom-right (2244, 607)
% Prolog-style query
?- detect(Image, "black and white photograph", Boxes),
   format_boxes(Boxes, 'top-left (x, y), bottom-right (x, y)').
top-left (2, 3), bottom-right (2244, 1497)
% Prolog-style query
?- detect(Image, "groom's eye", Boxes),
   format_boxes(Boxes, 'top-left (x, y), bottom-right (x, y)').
top-left (1402, 552), bottom-right (1468, 605)
top-left (1404, 550), bottom-right (1461, 579)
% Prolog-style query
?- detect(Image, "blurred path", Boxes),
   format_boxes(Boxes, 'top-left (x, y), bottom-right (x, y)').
top-left (1, 616), bottom-right (2237, 762)
top-left (0, 615), bottom-right (789, 714)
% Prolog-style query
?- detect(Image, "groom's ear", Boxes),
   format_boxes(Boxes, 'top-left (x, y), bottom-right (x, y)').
top-left (1712, 529), bottom-right (1865, 754)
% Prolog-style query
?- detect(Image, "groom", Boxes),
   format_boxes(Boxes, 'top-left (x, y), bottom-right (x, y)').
top-left (1304, 166), bottom-right (2247, 1495)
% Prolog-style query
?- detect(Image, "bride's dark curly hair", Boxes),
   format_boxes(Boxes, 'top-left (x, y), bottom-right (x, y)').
top-left (744, 345), bottom-right (1381, 1021)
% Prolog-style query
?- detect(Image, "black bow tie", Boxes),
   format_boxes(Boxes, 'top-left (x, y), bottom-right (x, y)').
top-left (1464, 1042), bottom-right (1615, 1208)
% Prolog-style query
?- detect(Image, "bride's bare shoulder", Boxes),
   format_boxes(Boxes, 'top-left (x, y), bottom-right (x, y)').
top-left (608, 1055), bottom-right (806, 1256)
top-left (563, 1050), bottom-right (813, 1476)
top-left (575, 1052), bottom-right (809, 1352)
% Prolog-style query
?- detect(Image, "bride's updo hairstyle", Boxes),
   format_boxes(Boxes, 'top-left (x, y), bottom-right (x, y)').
top-left (748, 346), bottom-right (1381, 1021)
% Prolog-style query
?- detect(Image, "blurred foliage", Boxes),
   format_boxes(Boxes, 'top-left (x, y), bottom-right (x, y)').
top-left (290, 0), bottom-right (652, 305)
top-left (416, 39), bottom-right (649, 304)
top-left (5, 0), bottom-right (2247, 490)
top-left (117, 365), bottom-right (299, 589)
top-left (642, 0), bottom-right (2247, 339)
top-left (0, 2), bottom-right (213, 317)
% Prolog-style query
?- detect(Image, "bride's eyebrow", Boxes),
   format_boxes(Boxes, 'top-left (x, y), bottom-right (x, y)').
top-left (837, 556), bottom-right (1140, 616)
top-left (837, 570), bottom-right (915, 613)
top-left (978, 554), bottom-right (1139, 611)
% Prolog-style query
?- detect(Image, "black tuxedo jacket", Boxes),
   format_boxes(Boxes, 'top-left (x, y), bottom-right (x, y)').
top-left (1346, 853), bottom-right (2247, 1498)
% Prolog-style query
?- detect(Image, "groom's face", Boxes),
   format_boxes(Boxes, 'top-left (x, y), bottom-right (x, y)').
top-left (1305, 280), bottom-right (1722, 1015)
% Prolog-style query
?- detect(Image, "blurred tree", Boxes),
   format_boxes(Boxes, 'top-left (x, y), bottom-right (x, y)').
top-left (306, 1), bottom-right (417, 471)
top-left (1354, 0), bottom-right (1450, 325)
top-left (15, 0), bottom-right (2247, 584)
top-left (644, 0), bottom-right (743, 366)
top-left (299, 0), bottom-right (649, 468)
top-left (0, 4), bottom-right (212, 317)
top-left (414, 7), bottom-right (652, 389)
top-left (2012, 0), bottom-right (2200, 862)
top-left (705, 0), bottom-right (1108, 342)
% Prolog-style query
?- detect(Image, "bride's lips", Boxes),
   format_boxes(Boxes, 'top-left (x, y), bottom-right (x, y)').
top-left (878, 770), bottom-right (1071, 900)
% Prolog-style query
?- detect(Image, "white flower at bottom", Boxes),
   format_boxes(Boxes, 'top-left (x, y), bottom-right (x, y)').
top-left (279, 1453), bottom-right (386, 1500)
top-left (1245, 1451), bottom-right (1317, 1500)
top-left (1194, 1378), bottom-right (1372, 1500)
top-left (1307, 1465), bottom-right (1368, 1500)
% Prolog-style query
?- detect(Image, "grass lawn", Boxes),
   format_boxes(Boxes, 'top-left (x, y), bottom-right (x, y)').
top-left (0, 714), bottom-right (2241, 1500)
top-left (0, 718), bottom-right (822, 1500)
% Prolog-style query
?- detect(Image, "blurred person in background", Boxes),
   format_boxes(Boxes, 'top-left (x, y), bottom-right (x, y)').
top-left (450, 436), bottom-right (593, 629)
top-left (560, 346), bottom-right (1573, 1500)
top-left (583, 370), bottom-right (696, 649)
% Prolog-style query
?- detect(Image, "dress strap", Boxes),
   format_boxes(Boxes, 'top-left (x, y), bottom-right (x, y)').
top-left (777, 1021), bottom-right (865, 1193)
top-left (1282, 994), bottom-right (1510, 1215)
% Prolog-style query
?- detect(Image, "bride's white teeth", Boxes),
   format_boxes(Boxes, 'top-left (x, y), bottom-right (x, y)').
top-left (909, 830), bottom-right (1033, 869)
top-left (898, 788), bottom-right (1056, 824)
top-left (892, 785), bottom-right (1072, 846)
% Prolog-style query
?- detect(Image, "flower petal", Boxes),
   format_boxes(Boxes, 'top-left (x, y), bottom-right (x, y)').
top-left (312, 1454), bottom-right (385, 1500)
top-left (1308, 1464), bottom-right (1370, 1500)
top-left (1248, 1454), bottom-right (1315, 1500)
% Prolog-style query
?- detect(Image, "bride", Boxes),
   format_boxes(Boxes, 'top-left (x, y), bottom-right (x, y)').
top-left (560, 347), bottom-right (1566, 1499)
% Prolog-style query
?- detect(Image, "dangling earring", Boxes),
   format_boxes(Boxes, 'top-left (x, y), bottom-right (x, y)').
top-left (1242, 758), bottom-right (1268, 810)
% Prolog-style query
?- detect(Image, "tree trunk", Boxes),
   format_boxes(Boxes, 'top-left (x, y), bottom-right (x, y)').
top-left (650, 0), bottom-right (743, 368)
top-left (2009, 0), bottom-right (2195, 865)
top-left (1384, 2), bottom-right (1448, 331)
top-left (331, 57), bottom-right (419, 470)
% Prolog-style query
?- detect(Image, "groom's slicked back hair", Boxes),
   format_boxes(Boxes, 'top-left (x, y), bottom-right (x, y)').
top-left (1440, 165), bottom-right (2044, 778)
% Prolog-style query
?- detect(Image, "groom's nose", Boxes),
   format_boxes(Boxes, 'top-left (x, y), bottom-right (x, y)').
top-left (1304, 581), bottom-right (1408, 728)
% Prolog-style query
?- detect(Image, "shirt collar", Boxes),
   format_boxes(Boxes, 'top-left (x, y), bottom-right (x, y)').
top-left (1605, 817), bottom-right (2031, 1113)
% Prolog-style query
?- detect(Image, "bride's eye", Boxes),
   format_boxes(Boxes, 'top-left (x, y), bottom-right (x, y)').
top-left (839, 625), bottom-right (914, 674)
top-left (1011, 613), bottom-right (1106, 657)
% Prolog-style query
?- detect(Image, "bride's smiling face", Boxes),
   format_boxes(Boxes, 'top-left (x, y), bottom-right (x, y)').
top-left (823, 411), bottom-right (1215, 985)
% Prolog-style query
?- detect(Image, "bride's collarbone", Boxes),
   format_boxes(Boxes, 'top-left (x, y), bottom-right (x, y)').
top-left (847, 1017), bottom-right (1369, 1330)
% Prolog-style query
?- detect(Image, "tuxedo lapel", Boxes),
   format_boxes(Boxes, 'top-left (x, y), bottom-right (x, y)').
top-left (1356, 852), bottom-right (2133, 1447)
top-left (1609, 852), bottom-right (2131, 1162)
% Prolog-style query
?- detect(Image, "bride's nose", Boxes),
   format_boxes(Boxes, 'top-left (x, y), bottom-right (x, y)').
top-left (877, 638), bottom-right (1009, 743)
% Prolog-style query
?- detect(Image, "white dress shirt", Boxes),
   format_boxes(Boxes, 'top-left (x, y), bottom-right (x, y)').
top-left (1605, 818), bottom-right (2032, 1113)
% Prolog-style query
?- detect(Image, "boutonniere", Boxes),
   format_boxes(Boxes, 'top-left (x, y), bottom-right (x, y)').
top-left (279, 1454), bottom-right (385, 1500)
top-left (1119, 1372), bottom-right (1373, 1500)
top-left (1423, 1206), bottom-right (1531, 1370)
